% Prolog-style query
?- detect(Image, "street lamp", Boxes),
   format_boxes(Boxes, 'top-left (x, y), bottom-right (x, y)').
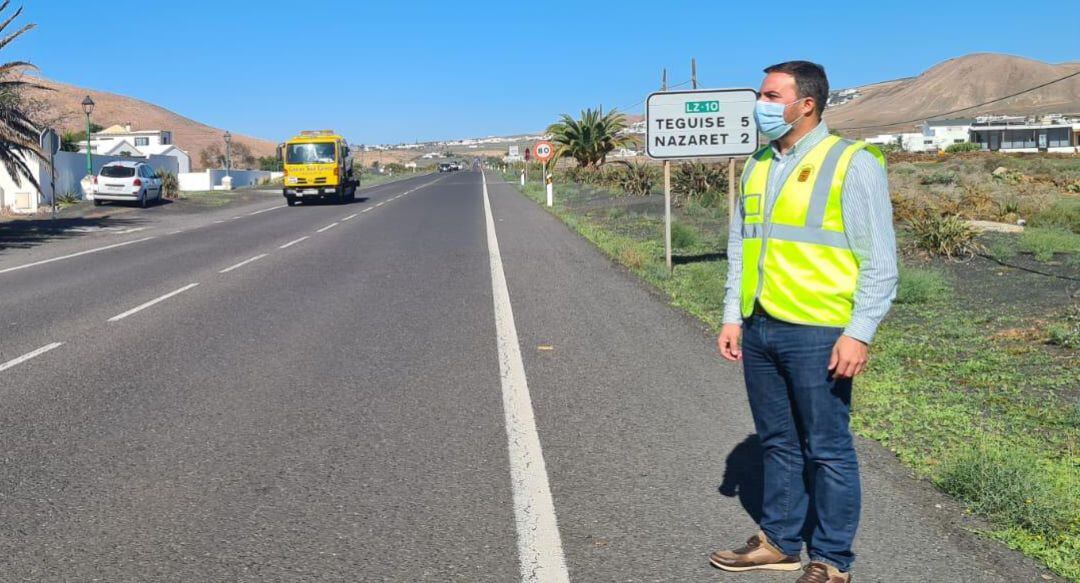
top-left (223, 131), bottom-right (232, 178)
top-left (81, 95), bottom-right (95, 177)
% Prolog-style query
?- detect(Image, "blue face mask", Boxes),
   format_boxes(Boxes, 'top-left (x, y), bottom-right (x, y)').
top-left (754, 98), bottom-right (807, 141)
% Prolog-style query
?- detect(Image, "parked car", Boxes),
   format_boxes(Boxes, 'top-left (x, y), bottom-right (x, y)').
top-left (93, 161), bottom-right (162, 208)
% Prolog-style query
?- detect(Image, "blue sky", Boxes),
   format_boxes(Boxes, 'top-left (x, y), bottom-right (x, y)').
top-left (12, 0), bottom-right (1080, 144)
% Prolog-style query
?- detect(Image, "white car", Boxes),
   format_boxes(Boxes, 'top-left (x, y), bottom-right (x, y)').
top-left (93, 161), bottom-right (163, 208)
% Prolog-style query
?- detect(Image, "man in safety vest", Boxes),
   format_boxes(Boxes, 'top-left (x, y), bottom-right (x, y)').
top-left (710, 61), bottom-right (898, 583)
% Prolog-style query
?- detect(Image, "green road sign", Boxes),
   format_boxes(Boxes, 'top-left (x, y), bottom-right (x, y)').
top-left (684, 100), bottom-right (720, 114)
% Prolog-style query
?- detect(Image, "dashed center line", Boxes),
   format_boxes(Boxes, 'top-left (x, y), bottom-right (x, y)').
top-left (342, 213), bottom-right (358, 221)
top-left (375, 202), bottom-right (385, 207)
top-left (0, 342), bottom-right (64, 373)
top-left (219, 253), bottom-right (268, 273)
top-left (317, 222), bottom-right (339, 233)
top-left (108, 283), bottom-right (200, 322)
top-left (249, 205), bottom-right (286, 216)
top-left (279, 236), bottom-right (309, 249)
top-left (0, 237), bottom-right (156, 276)
top-left (362, 208), bottom-right (372, 213)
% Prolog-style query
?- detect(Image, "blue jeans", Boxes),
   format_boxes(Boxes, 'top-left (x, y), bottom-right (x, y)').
top-left (741, 314), bottom-right (860, 572)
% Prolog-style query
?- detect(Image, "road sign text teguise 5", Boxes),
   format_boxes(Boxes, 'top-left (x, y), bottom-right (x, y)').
top-left (646, 89), bottom-right (759, 159)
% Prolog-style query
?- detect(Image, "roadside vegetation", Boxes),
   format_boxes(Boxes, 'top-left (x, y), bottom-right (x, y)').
top-left (0, 2), bottom-right (45, 194)
top-left (502, 147), bottom-right (1080, 580)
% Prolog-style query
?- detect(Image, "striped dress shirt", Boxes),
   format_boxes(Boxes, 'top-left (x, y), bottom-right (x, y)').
top-left (721, 121), bottom-right (898, 343)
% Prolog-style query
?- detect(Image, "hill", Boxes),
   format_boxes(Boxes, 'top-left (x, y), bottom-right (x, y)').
top-left (24, 76), bottom-right (277, 170)
top-left (825, 53), bottom-right (1080, 136)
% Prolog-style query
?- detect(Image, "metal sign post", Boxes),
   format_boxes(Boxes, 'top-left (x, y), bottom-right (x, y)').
top-left (39, 128), bottom-right (60, 219)
top-left (533, 141), bottom-right (555, 206)
top-left (646, 87), bottom-right (759, 272)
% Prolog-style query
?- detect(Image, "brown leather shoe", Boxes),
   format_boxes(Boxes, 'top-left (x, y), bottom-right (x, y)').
top-left (796, 561), bottom-right (851, 583)
top-left (709, 532), bottom-right (802, 572)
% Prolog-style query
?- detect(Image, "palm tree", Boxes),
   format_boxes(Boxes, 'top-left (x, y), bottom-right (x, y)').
top-left (546, 108), bottom-right (636, 169)
top-left (0, 2), bottom-right (42, 193)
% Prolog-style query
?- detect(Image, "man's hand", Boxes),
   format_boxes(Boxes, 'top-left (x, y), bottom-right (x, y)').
top-left (718, 324), bottom-right (742, 361)
top-left (829, 335), bottom-right (869, 379)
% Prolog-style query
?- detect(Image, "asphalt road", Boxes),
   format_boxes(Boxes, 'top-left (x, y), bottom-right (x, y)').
top-left (0, 171), bottom-right (1060, 582)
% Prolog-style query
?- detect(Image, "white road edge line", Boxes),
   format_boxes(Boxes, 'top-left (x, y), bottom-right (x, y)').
top-left (481, 171), bottom-right (570, 583)
top-left (108, 283), bottom-right (199, 323)
top-left (279, 236), bottom-right (309, 249)
top-left (362, 208), bottom-right (372, 213)
top-left (0, 342), bottom-right (64, 373)
top-left (219, 253), bottom-right (268, 274)
top-left (317, 222), bottom-right (338, 233)
top-left (0, 237), bottom-right (156, 276)
top-left (342, 213), bottom-right (358, 221)
top-left (375, 202), bottom-right (384, 207)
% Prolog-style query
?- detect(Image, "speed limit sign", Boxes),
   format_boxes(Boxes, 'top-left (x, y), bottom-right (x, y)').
top-left (534, 141), bottom-right (555, 163)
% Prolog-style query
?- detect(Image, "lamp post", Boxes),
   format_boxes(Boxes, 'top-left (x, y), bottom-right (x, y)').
top-left (223, 131), bottom-right (232, 178)
top-left (81, 95), bottom-right (95, 177)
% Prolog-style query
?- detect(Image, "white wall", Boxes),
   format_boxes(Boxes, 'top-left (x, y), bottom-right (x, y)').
top-left (208, 169), bottom-right (272, 189)
top-left (0, 151), bottom-right (179, 212)
top-left (178, 169), bottom-right (273, 192)
top-left (178, 171), bottom-right (211, 192)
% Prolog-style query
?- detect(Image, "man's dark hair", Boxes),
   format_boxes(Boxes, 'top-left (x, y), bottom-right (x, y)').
top-left (764, 61), bottom-right (829, 118)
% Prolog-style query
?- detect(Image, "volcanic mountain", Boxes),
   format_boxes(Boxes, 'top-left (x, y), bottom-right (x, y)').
top-left (24, 76), bottom-right (277, 169)
top-left (825, 53), bottom-right (1080, 136)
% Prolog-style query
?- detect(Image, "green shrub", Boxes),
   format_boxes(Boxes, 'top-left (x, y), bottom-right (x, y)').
top-left (1066, 402), bottom-right (1080, 428)
top-left (907, 213), bottom-right (981, 258)
top-left (670, 222), bottom-right (699, 249)
top-left (936, 445), bottom-right (1074, 539)
top-left (56, 192), bottom-right (79, 205)
top-left (919, 171), bottom-right (957, 185)
top-left (986, 236), bottom-right (1018, 261)
top-left (1046, 304), bottom-right (1080, 349)
top-left (896, 265), bottom-right (950, 304)
top-left (945, 142), bottom-right (981, 154)
top-left (155, 169), bottom-right (179, 199)
top-left (1028, 198), bottom-right (1080, 234)
top-left (672, 161), bottom-right (727, 207)
top-left (616, 161), bottom-right (659, 197)
top-left (1019, 227), bottom-right (1080, 262)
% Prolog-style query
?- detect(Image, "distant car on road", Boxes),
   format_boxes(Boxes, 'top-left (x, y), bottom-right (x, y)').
top-left (93, 161), bottom-right (163, 208)
top-left (438, 163), bottom-right (453, 173)
top-left (450, 161), bottom-right (462, 171)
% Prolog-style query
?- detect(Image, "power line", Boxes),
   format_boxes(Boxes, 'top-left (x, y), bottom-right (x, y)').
top-left (615, 79), bottom-right (692, 114)
top-left (837, 68), bottom-right (1080, 131)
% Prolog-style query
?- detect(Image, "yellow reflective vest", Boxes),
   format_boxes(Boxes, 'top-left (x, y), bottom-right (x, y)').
top-left (740, 135), bottom-right (885, 327)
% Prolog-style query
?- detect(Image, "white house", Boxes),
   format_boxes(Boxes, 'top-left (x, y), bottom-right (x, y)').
top-left (918, 119), bottom-right (975, 151)
top-left (866, 121), bottom-right (973, 153)
top-left (81, 124), bottom-right (191, 173)
top-left (969, 119), bottom-right (1078, 153)
top-left (88, 124), bottom-right (173, 150)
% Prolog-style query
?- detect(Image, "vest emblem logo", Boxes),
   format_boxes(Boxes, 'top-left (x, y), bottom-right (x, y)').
top-left (797, 165), bottom-right (813, 183)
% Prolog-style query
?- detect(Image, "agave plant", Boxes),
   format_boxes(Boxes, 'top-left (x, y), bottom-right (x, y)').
top-left (610, 160), bottom-right (659, 197)
top-left (155, 168), bottom-right (179, 198)
top-left (672, 161), bottom-right (727, 207)
top-left (546, 108), bottom-right (636, 169)
top-left (0, 2), bottom-right (43, 193)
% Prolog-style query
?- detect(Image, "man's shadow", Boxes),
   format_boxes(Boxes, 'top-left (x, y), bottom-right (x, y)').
top-left (719, 434), bottom-right (816, 542)
top-left (719, 434), bottom-right (765, 522)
